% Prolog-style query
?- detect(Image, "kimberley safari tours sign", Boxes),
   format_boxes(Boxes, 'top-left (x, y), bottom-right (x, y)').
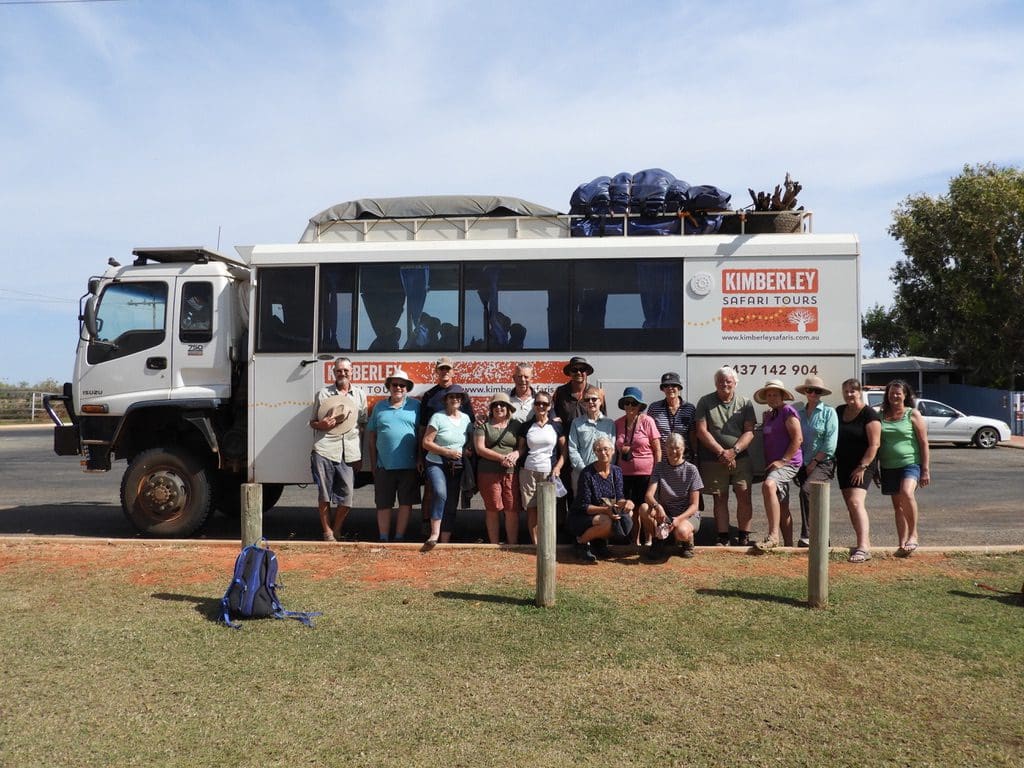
top-left (684, 256), bottom-right (858, 351)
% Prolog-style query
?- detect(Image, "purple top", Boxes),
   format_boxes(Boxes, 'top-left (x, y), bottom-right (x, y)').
top-left (762, 404), bottom-right (802, 467)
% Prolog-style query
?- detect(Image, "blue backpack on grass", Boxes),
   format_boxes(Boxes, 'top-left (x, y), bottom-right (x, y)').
top-left (220, 539), bottom-right (321, 629)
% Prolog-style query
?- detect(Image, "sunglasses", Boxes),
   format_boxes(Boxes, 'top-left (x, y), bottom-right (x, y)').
top-left (570, 367), bottom-right (588, 373)
top-left (583, 397), bottom-right (600, 403)
top-left (622, 401), bottom-right (639, 407)
top-left (805, 387), bottom-right (823, 395)
top-left (389, 382), bottom-right (408, 389)
top-left (534, 401), bottom-right (550, 408)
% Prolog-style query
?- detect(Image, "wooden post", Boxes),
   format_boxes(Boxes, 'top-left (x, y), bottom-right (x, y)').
top-left (241, 483), bottom-right (263, 547)
top-left (807, 481), bottom-right (830, 609)
top-left (535, 480), bottom-right (557, 607)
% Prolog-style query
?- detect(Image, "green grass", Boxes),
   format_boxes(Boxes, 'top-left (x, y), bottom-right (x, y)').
top-left (2, 550), bottom-right (1022, 767)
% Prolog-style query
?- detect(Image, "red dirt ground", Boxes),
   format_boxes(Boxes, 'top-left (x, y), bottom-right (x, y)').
top-left (0, 540), bottom-right (979, 596)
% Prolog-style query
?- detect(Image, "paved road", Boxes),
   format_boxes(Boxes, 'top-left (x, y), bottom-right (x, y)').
top-left (2, 426), bottom-right (1023, 547)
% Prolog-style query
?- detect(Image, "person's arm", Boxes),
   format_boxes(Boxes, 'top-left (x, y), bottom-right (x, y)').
top-left (910, 409), bottom-right (930, 486)
top-left (567, 421), bottom-right (583, 470)
top-left (851, 418), bottom-right (881, 484)
top-left (649, 418), bottom-right (663, 466)
top-left (552, 435), bottom-right (567, 479)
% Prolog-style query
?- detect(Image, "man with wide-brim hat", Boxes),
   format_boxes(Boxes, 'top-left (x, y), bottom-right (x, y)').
top-left (554, 356), bottom-right (603, 520)
top-left (367, 366), bottom-right (420, 543)
top-left (694, 366), bottom-right (757, 547)
top-left (792, 375), bottom-right (838, 547)
top-left (309, 357), bottom-right (368, 541)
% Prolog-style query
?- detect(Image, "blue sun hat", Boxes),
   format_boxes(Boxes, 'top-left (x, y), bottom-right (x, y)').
top-left (617, 386), bottom-right (648, 410)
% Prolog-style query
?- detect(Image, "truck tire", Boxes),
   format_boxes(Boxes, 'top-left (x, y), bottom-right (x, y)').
top-left (121, 447), bottom-right (212, 537)
top-left (215, 476), bottom-right (284, 517)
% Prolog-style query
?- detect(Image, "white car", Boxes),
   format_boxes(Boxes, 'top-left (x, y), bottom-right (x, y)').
top-left (865, 392), bottom-right (1011, 449)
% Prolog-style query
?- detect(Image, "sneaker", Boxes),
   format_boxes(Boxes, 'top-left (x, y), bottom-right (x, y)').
top-left (591, 540), bottom-right (612, 560)
top-left (715, 533), bottom-right (730, 547)
top-left (754, 536), bottom-right (779, 552)
top-left (574, 542), bottom-right (597, 564)
top-left (323, 531), bottom-right (337, 542)
top-left (797, 538), bottom-right (810, 548)
top-left (732, 532), bottom-right (751, 547)
top-left (679, 542), bottom-right (695, 559)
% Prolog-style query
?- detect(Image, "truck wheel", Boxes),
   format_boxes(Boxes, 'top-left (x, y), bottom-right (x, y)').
top-left (215, 477), bottom-right (284, 517)
top-left (121, 447), bottom-right (212, 537)
top-left (974, 427), bottom-right (1000, 449)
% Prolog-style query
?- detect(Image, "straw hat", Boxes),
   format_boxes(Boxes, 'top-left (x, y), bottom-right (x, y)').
top-left (753, 379), bottom-right (795, 404)
top-left (317, 393), bottom-right (359, 435)
top-left (795, 375), bottom-right (833, 397)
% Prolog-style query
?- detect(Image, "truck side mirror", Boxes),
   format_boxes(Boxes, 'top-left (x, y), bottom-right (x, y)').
top-left (83, 294), bottom-right (99, 339)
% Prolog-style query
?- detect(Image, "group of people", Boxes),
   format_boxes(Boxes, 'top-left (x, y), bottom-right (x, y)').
top-left (308, 357), bottom-right (930, 562)
top-left (754, 375), bottom-right (929, 560)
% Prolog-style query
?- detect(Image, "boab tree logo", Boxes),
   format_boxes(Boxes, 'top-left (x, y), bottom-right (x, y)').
top-left (788, 309), bottom-right (815, 332)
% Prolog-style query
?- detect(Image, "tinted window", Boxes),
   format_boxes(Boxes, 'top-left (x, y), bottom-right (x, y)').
top-left (357, 263), bottom-right (459, 352)
top-left (255, 266), bottom-right (315, 353)
top-left (463, 262), bottom-right (569, 351)
top-left (319, 265), bottom-right (356, 352)
top-left (572, 259), bottom-right (682, 351)
top-left (87, 281), bottom-right (167, 364)
top-left (179, 281), bottom-right (213, 343)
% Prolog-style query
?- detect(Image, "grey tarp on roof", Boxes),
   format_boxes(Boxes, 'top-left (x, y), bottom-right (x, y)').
top-left (300, 195), bottom-right (562, 242)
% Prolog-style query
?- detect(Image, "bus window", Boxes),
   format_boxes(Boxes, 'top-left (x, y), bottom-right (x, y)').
top-left (179, 281), bottom-right (213, 344)
top-left (255, 266), bottom-right (315, 353)
top-left (356, 263), bottom-right (459, 352)
top-left (318, 264), bottom-right (355, 352)
top-left (572, 260), bottom-right (682, 351)
top-left (463, 262), bottom-right (569, 352)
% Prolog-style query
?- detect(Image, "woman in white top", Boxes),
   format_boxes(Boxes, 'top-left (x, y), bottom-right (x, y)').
top-left (516, 391), bottom-right (567, 545)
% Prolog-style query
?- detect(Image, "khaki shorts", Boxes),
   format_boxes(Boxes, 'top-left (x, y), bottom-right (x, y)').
top-left (699, 454), bottom-right (753, 496)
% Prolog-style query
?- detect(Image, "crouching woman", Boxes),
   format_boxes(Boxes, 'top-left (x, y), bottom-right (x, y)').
top-left (639, 433), bottom-right (704, 559)
top-left (568, 436), bottom-right (633, 563)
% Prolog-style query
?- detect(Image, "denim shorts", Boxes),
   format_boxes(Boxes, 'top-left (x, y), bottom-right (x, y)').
top-left (880, 464), bottom-right (921, 496)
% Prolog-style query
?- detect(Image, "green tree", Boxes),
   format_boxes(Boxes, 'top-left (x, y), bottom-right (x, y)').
top-left (889, 163), bottom-right (1024, 388)
top-left (861, 303), bottom-right (907, 358)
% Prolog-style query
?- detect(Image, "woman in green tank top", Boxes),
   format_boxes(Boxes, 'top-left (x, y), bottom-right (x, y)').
top-left (878, 380), bottom-right (930, 556)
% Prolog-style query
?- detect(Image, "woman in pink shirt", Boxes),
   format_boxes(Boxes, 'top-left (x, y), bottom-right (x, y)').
top-left (614, 387), bottom-right (662, 544)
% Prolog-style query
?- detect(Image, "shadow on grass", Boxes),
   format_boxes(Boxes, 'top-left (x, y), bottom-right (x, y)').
top-left (434, 590), bottom-right (535, 607)
top-left (695, 587), bottom-right (805, 608)
top-left (949, 588), bottom-right (1023, 608)
top-left (152, 592), bottom-right (224, 622)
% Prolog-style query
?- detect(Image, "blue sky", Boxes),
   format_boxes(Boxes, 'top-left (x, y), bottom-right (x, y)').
top-left (2, 0), bottom-right (1022, 385)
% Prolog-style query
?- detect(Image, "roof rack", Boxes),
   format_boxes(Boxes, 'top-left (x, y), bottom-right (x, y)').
top-left (131, 247), bottom-right (248, 268)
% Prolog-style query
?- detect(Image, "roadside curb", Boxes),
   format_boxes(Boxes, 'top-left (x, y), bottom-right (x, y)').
top-left (2, 536), bottom-right (1022, 555)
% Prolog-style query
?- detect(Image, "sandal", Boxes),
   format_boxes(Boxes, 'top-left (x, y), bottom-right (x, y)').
top-left (903, 542), bottom-right (918, 555)
top-left (754, 536), bottom-right (780, 552)
top-left (848, 548), bottom-right (871, 563)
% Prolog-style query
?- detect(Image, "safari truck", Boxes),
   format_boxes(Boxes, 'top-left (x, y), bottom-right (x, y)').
top-left (46, 195), bottom-right (861, 537)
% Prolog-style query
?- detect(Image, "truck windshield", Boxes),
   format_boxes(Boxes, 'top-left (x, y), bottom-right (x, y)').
top-left (86, 281), bottom-right (168, 364)
top-left (96, 282), bottom-right (167, 341)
